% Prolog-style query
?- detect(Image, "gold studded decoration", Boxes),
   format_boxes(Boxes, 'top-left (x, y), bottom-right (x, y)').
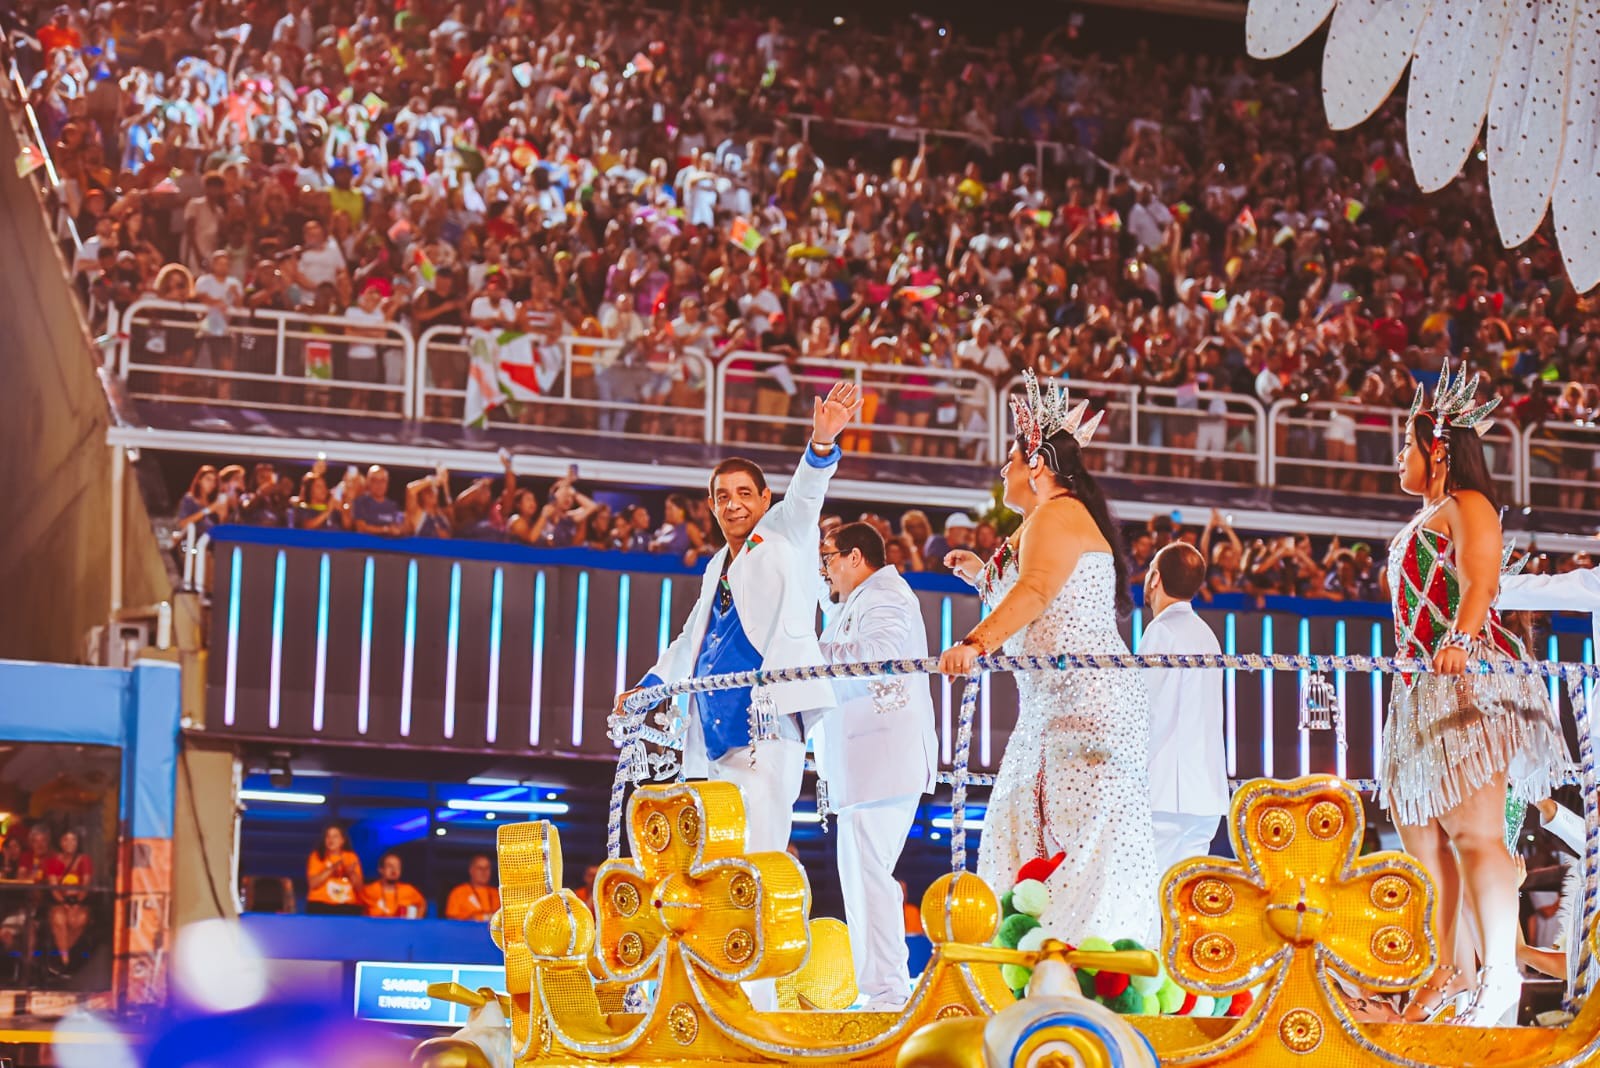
top-left (1191, 879), bottom-right (1235, 917)
top-left (1257, 808), bottom-right (1295, 851)
top-left (935, 1004), bottom-right (972, 1019)
top-left (1306, 801), bottom-right (1344, 840)
top-left (729, 872), bottom-right (758, 909)
top-left (1278, 1008), bottom-right (1324, 1054)
top-left (1192, 934), bottom-right (1238, 973)
top-left (1371, 925), bottom-right (1416, 965)
top-left (678, 805), bottom-right (700, 846)
top-left (642, 811), bottom-right (672, 852)
top-left (617, 931), bottom-right (644, 967)
top-left (666, 1002), bottom-right (699, 1045)
top-left (612, 881), bottom-right (641, 918)
top-left (725, 927), bottom-right (755, 964)
top-left (1370, 875), bottom-right (1411, 912)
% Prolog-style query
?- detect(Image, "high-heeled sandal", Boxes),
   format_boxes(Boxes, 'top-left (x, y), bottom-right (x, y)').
top-left (1402, 965), bottom-right (1471, 1023)
top-left (1457, 965), bottom-right (1521, 1028)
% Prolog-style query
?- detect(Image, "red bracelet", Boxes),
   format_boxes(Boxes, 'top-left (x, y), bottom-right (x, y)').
top-left (959, 637), bottom-right (987, 656)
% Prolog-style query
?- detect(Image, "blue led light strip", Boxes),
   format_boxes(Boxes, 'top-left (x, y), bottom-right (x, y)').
top-left (486, 567), bottom-right (503, 744)
top-left (312, 552), bottom-right (330, 732)
top-left (572, 572), bottom-right (589, 747)
top-left (443, 562), bottom-right (462, 740)
top-left (400, 559), bottom-right (418, 737)
top-left (358, 556), bottom-right (374, 735)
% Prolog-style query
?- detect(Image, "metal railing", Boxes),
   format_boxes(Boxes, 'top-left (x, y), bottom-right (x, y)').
top-left (1000, 377), bottom-right (1268, 484)
top-left (1525, 419), bottom-right (1600, 512)
top-left (1266, 400), bottom-right (1523, 504)
top-left (416, 327), bottom-right (715, 441)
top-left (716, 353), bottom-right (997, 465)
top-left (119, 298), bottom-right (416, 418)
top-left (5, 57), bottom-right (82, 256)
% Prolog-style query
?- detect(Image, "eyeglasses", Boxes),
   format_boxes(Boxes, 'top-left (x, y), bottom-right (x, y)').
top-left (818, 550), bottom-right (844, 574)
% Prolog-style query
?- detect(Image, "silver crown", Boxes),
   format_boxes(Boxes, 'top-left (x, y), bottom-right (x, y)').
top-left (1406, 363), bottom-right (1500, 438)
top-left (1010, 371), bottom-right (1105, 459)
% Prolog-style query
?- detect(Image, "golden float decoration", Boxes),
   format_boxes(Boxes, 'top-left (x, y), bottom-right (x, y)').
top-left (413, 775), bottom-right (1600, 1067)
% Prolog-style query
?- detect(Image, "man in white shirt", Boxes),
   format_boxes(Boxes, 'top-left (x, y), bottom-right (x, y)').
top-left (815, 522), bottom-right (936, 1011)
top-left (295, 219), bottom-right (346, 289)
top-left (193, 250), bottom-right (243, 373)
top-left (1498, 560), bottom-right (1600, 754)
top-left (955, 318), bottom-right (1010, 380)
top-left (1139, 543), bottom-right (1229, 876)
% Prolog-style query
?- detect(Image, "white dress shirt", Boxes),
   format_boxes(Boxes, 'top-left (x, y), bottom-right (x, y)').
top-left (1139, 601), bottom-right (1229, 816)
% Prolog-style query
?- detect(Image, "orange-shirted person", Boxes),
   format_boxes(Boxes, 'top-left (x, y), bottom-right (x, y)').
top-left (444, 854), bottom-right (500, 922)
top-left (362, 852), bottom-right (427, 919)
top-left (306, 824), bottom-right (365, 915)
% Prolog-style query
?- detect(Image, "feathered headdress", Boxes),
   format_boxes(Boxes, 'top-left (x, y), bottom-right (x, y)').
top-left (1406, 363), bottom-right (1500, 439)
top-left (1010, 370), bottom-right (1104, 461)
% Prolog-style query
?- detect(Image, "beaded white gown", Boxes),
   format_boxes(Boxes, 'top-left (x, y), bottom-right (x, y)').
top-left (976, 549), bottom-right (1161, 946)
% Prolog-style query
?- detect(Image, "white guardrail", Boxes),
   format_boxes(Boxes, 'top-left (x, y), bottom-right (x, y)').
top-left (114, 302), bottom-right (1600, 511)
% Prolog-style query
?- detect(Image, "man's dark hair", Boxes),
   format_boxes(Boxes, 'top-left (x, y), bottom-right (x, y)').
top-left (708, 457), bottom-right (767, 497)
top-left (828, 521), bottom-right (886, 570)
top-left (379, 850), bottom-right (403, 867)
top-left (1153, 543), bottom-right (1207, 601)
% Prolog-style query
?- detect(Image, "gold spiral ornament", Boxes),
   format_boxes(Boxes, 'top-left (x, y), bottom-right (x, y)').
top-left (1370, 875), bottom-right (1411, 912)
top-left (729, 872), bottom-right (759, 909)
top-left (1191, 878), bottom-right (1236, 917)
top-left (642, 812), bottom-right (672, 852)
top-left (1371, 925), bottom-right (1415, 965)
top-left (1257, 808), bottom-right (1295, 851)
top-left (612, 881), bottom-right (641, 918)
top-left (1192, 933), bottom-right (1238, 973)
top-left (1306, 801), bottom-right (1344, 840)
top-left (1278, 1008), bottom-right (1324, 1053)
top-left (677, 805), bottom-right (700, 846)
top-left (666, 1002), bottom-right (699, 1045)
top-left (617, 931), bottom-right (644, 967)
top-left (724, 927), bottom-right (755, 964)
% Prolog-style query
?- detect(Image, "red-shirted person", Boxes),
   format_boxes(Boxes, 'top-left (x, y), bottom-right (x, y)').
top-left (443, 854), bottom-right (500, 922)
top-left (17, 824), bottom-right (51, 883)
top-left (306, 824), bottom-right (365, 915)
top-left (45, 829), bottom-right (91, 975)
top-left (36, 6), bottom-right (82, 63)
top-left (361, 852), bottom-right (427, 919)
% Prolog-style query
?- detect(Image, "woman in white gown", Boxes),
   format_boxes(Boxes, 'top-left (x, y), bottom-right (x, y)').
top-left (941, 375), bottom-right (1160, 946)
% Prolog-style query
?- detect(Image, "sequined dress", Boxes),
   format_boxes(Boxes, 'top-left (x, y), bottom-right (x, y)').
top-left (975, 547), bottom-right (1161, 946)
top-left (1379, 498), bottom-right (1570, 827)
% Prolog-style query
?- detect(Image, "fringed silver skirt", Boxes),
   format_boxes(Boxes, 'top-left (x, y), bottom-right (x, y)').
top-left (1379, 639), bottom-right (1571, 828)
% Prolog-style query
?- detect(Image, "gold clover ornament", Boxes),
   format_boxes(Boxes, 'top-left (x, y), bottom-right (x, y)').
top-left (1159, 775), bottom-right (1436, 1063)
top-left (593, 780), bottom-right (810, 987)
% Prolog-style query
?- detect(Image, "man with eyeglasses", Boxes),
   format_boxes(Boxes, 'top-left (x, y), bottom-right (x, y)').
top-left (814, 521), bottom-right (936, 1011)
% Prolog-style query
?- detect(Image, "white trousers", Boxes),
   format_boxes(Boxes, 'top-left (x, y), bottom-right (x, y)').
top-left (837, 793), bottom-right (921, 1004)
top-left (706, 733), bottom-right (807, 855)
top-left (1152, 812), bottom-right (1222, 880)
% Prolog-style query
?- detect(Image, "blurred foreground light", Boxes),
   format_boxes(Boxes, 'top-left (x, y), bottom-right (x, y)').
top-left (173, 918), bottom-right (268, 1013)
top-left (53, 1010), bottom-right (137, 1068)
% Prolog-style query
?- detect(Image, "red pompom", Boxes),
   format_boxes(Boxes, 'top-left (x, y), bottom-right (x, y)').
top-left (1094, 970), bottom-right (1130, 999)
top-left (1177, 992), bottom-right (1197, 1016)
top-left (1227, 991), bottom-right (1254, 1017)
top-left (1016, 851), bottom-right (1067, 884)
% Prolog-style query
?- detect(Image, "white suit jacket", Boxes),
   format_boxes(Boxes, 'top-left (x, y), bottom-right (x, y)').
top-left (1498, 566), bottom-right (1600, 652)
top-left (1535, 803), bottom-right (1589, 994)
top-left (1139, 601), bottom-right (1229, 817)
top-left (644, 448), bottom-right (838, 775)
top-left (814, 566), bottom-right (938, 809)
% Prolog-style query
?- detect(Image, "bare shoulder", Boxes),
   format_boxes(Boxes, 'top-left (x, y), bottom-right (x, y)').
top-left (1442, 489), bottom-right (1499, 529)
top-left (1027, 495), bottom-right (1112, 554)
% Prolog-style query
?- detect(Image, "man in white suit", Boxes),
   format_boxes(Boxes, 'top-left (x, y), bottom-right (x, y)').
top-left (1139, 543), bottom-right (1229, 876)
top-left (815, 521), bottom-right (937, 1011)
top-left (617, 382), bottom-right (862, 855)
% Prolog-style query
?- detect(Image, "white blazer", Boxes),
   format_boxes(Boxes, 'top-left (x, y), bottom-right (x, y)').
top-left (814, 566), bottom-right (938, 809)
top-left (1139, 601), bottom-right (1229, 817)
top-left (1498, 566), bottom-right (1600, 653)
top-left (645, 449), bottom-right (839, 774)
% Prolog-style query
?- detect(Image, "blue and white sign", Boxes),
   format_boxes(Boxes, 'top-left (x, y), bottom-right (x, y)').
top-left (353, 960), bottom-right (508, 1027)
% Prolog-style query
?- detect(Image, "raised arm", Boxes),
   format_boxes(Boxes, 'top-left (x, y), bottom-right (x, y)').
top-left (761, 381), bottom-right (861, 545)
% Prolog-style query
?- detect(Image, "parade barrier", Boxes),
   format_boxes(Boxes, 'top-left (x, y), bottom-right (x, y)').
top-left (613, 651), bottom-right (1600, 1011)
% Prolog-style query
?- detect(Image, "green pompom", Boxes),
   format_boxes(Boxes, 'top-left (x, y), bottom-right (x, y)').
top-left (1001, 963), bottom-right (1033, 991)
top-left (1000, 890), bottom-right (1016, 917)
top-left (1156, 980), bottom-right (1187, 1015)
top-left (1076, 968), bottom-right (1097, 998)
top-left (1011, 879), bottom-right (1049, 918)
top-left (1130, 971), bottom-right (1165, 997)
top-left (1017, 927), bottom-right (1050, 953)
top-left (1075, 936), bottom-right (1115, 975)
top-left (1212, 993), bottom-right (1232, 1017)
top-left (1140, 993), bottom-right (1162, 1016)
top-left (1104, 987), bottom-right (1144, 1015)
top-left (996, 913), bottom-right (1040, 949)
top-left (1188, 995), bottom-right (1215, 1017)
top-left (1112, 938), bottom-right (1145, 952)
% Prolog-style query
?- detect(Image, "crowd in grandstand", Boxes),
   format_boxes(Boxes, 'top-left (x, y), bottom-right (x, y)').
top-left (9, 0), bottom-right (1600, 467)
